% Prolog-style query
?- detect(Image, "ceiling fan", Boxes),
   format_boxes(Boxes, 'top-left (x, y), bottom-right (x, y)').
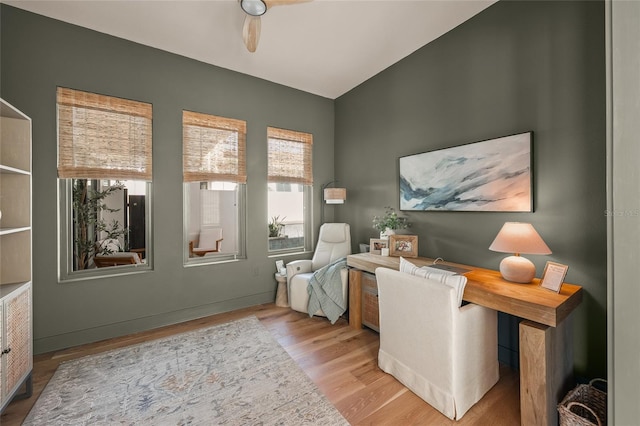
top-left (239, 0), bottom-right (311, 52)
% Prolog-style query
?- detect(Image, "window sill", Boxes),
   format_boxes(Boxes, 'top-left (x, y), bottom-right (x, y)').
top-left (58, 263), bottom-right (151, 283)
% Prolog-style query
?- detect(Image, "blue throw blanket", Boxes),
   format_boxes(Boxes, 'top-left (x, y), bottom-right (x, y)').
top-left (307, 257), bottom-right (348, 324)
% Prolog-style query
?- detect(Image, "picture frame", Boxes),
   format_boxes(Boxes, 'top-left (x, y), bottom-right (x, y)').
top-left (275, 260), bottom-right (285, 276)
top-left (369, 238), bottom-right (388, 255)
top-left (388, 235), bottom-right (418, 258)
top-left (399, 132), bottom-right (532, 212)
top-left (540, 261), bottom-right (569, 293)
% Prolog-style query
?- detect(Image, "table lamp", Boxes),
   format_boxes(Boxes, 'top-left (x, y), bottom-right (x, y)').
top-left (489, 222), bottom-right (551, 283)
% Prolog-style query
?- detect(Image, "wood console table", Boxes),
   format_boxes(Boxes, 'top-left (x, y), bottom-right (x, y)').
top-left (347, 253), bottom-right (583, 426)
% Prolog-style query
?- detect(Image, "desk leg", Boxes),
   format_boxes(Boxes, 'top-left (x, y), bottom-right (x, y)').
top-left (349, 269), bottom-right (363, 329)
top-left (519, 318), bottom-right (574, 426)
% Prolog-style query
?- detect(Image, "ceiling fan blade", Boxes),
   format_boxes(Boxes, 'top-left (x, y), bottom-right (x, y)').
top-left (264, 0), bottom-right (312, 8)
top-left (242, 15), bottom-right (261, 53)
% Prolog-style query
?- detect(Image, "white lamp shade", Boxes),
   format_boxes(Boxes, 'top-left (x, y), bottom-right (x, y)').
top-left (324, 187), bottom-right (346, 204)
top-left (489, 222), bottom-right (551, 255)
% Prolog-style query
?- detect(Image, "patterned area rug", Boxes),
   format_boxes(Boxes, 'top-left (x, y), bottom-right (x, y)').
top-left (24, 316), bottom-right (348, 425)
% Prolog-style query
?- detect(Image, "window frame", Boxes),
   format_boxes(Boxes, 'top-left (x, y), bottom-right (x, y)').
top-left (182, 111), bottom-right (247, 266)
top-left (56, 87), bottom-right (154, 282)
top-left (183, 182), bottom-right (247, 266)
top-left (267, 127), bottom-right (313, 255)
top-left (267, 184), bottom-right (313, 255)
top-left (58, 179), bottom-right (153, 282)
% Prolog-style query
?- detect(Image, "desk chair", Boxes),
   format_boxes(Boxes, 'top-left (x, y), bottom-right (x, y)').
top-left (376, 267), bottom-right (499, 420)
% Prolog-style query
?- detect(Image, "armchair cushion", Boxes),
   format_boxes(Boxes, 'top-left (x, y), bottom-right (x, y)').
top-left (198, 228), bottom-right (222, 249)
top-left (399, 257), bottom-right (467, 307)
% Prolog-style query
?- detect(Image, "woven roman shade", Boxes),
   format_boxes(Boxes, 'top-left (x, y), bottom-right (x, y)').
top-left (183, 111), bottom-right (247, 183)
top-left (267, 127), bottom-right (313, 185)
top-left (57, 87), bottom-right (153, 181)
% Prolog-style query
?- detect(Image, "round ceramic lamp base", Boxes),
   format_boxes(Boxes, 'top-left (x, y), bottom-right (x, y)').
top-left (499, 255), bottom-right (536, 283)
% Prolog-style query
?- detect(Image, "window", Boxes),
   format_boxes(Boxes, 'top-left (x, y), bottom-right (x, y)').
top-left (183, 111), bottom-right (246, 264)
top-left (267, 126), bottom-right (313, 253)
top-left (57, 87), bottom-right (152, 279)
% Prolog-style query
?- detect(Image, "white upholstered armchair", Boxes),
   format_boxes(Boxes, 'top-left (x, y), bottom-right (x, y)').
top-left (375, 266), bottom-right (499, 420)
top-left (189, 227), bottom-right (223, 257)
top-left (286, 223), bottom-right (351, 317)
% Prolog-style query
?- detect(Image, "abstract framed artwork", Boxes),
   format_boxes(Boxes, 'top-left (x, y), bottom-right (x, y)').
top-left (399, 132), bottom-right (533, 212)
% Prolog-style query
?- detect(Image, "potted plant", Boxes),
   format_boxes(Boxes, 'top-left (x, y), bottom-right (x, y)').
top-left (72, 179), bottom-right (127, 270)
top-left (268, 215), bottom-right (286, 238)
top-left (372, 206), bottom-right (410, 239)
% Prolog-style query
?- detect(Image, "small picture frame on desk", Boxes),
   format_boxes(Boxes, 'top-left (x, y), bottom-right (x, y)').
top-left (389, 235), bottom-right (419, 258)
top-left (369, 238), bottom-right (388, 255)
top-left (540, 261), bottom-right (569, 293)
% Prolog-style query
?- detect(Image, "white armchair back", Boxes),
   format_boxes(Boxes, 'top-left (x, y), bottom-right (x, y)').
top-left (376, 267), bottom-right (499, 420)
top-left (311, 223), bottom-right (351, 271)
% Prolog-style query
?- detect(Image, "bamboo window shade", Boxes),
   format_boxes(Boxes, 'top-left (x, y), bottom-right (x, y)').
top-left (267, 127), bottom-right (313, 185)
top-left (57, 87), bottom-right (153, 181)
top-left (183, 111), bottom-right (247, 183)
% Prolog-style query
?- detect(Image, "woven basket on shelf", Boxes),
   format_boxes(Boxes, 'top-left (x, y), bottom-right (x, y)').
top-left (558, 379), bottom-right (607, 426)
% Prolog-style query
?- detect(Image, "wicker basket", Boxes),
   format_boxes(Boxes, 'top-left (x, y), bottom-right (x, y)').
top-left (558, 379), bottom-right (607, 426)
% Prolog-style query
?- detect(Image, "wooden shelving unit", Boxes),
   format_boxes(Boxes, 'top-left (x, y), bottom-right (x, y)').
top-left (0, 98), bottom-right (33, 412)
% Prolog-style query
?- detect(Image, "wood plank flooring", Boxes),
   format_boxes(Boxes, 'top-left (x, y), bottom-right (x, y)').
top-left (1, 304), bottom-right (521, 425)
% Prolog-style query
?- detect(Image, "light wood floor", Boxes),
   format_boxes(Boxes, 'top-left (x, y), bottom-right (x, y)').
top-left (1, 304), bottom-right (521, 425)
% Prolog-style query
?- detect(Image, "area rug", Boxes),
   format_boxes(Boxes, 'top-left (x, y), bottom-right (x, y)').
top-left (24, 316), bottom-right (348, 425)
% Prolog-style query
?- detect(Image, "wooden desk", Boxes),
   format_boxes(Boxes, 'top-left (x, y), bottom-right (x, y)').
top-left (347, 253), bottom-right (583, 426)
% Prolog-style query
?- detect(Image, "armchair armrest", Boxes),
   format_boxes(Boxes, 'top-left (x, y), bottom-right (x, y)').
top-left (286, 260), bottom-right (312, 281)
top-left (189, 238), bottom-right (223, 257)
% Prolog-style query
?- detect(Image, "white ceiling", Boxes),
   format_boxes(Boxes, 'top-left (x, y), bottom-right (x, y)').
top-left (3, 0), bottom-right (497, 99)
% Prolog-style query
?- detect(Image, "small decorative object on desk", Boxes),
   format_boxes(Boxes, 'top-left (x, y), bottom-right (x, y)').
top-left (540, 261), bottom-right (569, 293)
top-left (372, 206), bottom-right (410, 239)
top-left (389, 234), bottom-right (418, 258)
top-left (369, 238), bottom-right (388, 255)
top-left (558, 379), bottom-right (607, 426)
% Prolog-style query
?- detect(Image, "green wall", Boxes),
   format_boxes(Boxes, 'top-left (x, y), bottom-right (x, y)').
top-left (335, 0), bottom-right (606, 378)
top-left (0, 5), bottom-right (335, 353)
top-left (1, 1), bottom-right (607, 379)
